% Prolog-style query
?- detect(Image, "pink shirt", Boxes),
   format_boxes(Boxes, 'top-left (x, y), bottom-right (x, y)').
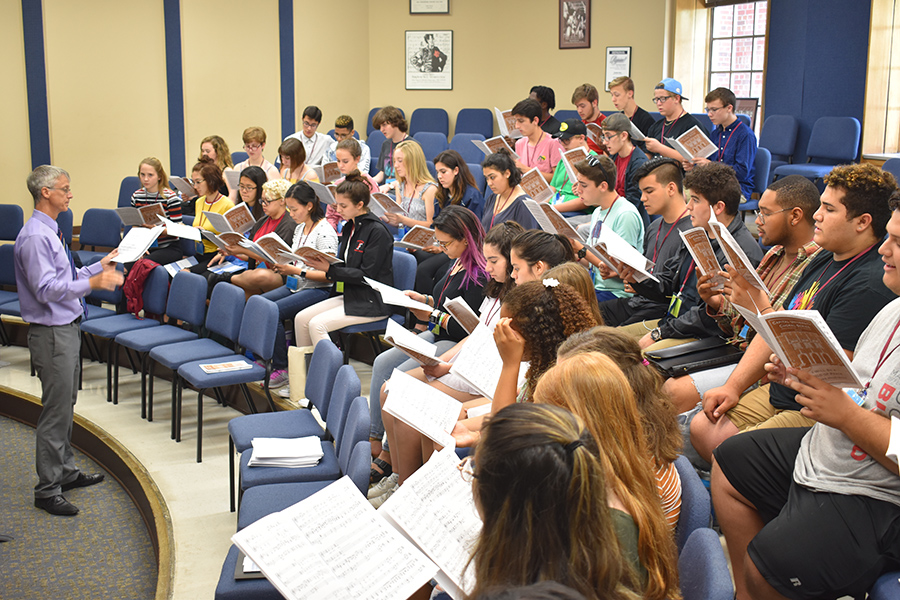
top-left (515, 132), bottom-right (562, 174)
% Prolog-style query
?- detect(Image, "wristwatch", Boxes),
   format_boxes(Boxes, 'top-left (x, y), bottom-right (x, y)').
top-left (576, 247), bottom-right (588, 260)
top-left (300, 270), bottom-right (308, 279)
top-left (650, 327), bottom-right (662, 342)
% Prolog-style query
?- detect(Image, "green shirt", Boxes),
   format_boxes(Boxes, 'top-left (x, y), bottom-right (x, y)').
top-left (548, 149), bottom-right (597, 215)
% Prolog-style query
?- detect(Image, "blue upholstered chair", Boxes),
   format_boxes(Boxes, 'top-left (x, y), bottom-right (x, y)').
top-left (226, 339), bottom-right (344, 511)
top-left (73, 208), bottom-right (123, 265)
top-left (554, 109), bottom-right (580, 123)
top-left (237, 390), bottom-right (367, 503)
top-left (57, 208), bottom-right (73, 246)
top-left (80, 265), bottom-right (169, 404)
top-left (773, 116), bottom-right (861, 182)
top-left (678, 528), bottom-right (734, 600)
top-left (868, 572), bottom-right (900, 599)
top-left (412, 131), bottom-right (449, 162)
top-left (468, 163), bottom-right (488, 197)
top-left (454, 108), bottom-right (493, 138)
top-left (759, 114), bottom-right (799, 178)
top-left (673, 455), bottom-right (712, 552)
top-left (0, 204), bottom-right (24, 241)
top-left (147, 283), bottom-right (245, 435)
top-left (366, 106), bottom-right (381, 135)
top-left (231, 151), bottom-right (249, 165)
top-left (882, 158), bottom-right (900, 180)
top-left (176, 295), bottom-right (280, 462)
top-left (337, 250), bottom-right (416, 363)
top-left (0, 244), bottom-right (20, 346)
top-left (410, 108), bottom-right (449, 137)
top-left (117, 176), bottom-right (140, 208)
top-left (449, 133), bottom-right (487, 165)
top-left (366, 130), bottom-right (387, 177)
top-left (739, 147), bottom-right (772, 215)
top-left (114, 271), bottom-right (208, 418)
top-left (692, 113), bottom-right (714, 135)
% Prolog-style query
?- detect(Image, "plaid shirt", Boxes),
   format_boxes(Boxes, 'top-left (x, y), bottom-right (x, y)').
top-left (715, 240), bottom-right (822, 349)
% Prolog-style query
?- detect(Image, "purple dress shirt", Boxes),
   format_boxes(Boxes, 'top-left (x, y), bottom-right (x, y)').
top-left (14, 210), bottom-right (103, 326)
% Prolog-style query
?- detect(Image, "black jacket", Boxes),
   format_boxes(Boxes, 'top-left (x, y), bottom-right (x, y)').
top-left (326, 212), bottom-right (394, 317)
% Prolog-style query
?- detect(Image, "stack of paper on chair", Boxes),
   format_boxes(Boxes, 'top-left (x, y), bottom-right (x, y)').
top-left (248, 436), bottom-right (324, 468)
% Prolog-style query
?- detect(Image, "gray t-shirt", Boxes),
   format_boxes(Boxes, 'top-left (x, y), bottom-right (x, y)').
top-left (794, 296), bottom-right (900, 506)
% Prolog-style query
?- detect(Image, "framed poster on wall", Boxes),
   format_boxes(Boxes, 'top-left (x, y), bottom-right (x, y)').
top-left (605, 46), bottom-right (631, 90)
top-left (406, 30), bottom-right (453, 90)
top-left (559, 0), bottom-right (590, 49)
top-left (410, 0), bottom-right (449, 14)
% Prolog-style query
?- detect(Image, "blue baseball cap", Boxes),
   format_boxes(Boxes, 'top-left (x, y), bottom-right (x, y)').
top-left (657, 78), bottom-right (688, 100)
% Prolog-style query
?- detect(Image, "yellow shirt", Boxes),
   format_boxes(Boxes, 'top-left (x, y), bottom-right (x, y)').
top-left (194, 194), bottom-right (235, 254)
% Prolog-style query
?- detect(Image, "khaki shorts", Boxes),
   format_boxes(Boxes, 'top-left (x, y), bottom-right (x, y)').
top-left (727, 384), bottom-right (816, 431)
top-left (620, 319), bottom-right (659, 341)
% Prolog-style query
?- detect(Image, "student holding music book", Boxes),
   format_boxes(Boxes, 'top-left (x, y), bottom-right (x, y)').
top-left (643, 79), bottom-right (703, 162)
top-left (322, 114), bottom-right (371, 174)
top-left (372, 106), bottom-right (412, 186)
top-left (512, 98), bottom-right (563, 182)
top-left (234, 166), bottom-right (266, 221)
top-left (690, 163), bottom-right (899, 465)
top-left (323, 137), bottom-right (380, 230)
top-left (529, 85), bottom-right (562, 134)
top-left (481, 149), bottom-right (539, 231)
top-left (712, 189), bottom-right (900, 600)
top-left (623, 162), bottom-right (762, 350)
top-left (197, 135), bottom-right (233, 198)
top-left (602, 113), bottom-right (650, 227)
top-left (232, 126), bottom-right (280, 185)
top-left (683, 87), bottom-right (757, 201)
top-left (608, 76), bottom-right (657, 136)
top-left (547, 119), bottom-right (596, 219)
top-left (130, 157), bottom-right (185, 266)
top-left (664, 175), bottom-right (823, 414)
top-left (277, 137), bottom-right (319, 184)
top-left (187, 159), bottom-right (235, 273)
top-left (567, 154), bottom-right (644, 302)
top-left (380, 140), bottom-right (437, 231)
top-left (571, 83), bottom-right (607, 154)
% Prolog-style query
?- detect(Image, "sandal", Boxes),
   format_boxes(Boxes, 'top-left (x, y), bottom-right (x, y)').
top-left (369, 457), bottom-right (393, 484)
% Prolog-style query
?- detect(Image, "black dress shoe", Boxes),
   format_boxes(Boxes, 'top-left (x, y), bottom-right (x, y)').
top-left (34, 495), bottom-right (79, 516)
top-left (61, 472), bottom-right (105, 492)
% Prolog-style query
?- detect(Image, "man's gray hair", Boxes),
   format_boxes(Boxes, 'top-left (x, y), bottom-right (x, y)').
top-left (26, 165), bottom-right (70, 204)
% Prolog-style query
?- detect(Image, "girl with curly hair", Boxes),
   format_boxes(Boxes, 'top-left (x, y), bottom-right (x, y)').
top-left (467, 403), bottom-right (642, 600)
top-left (534, 351), bottom-right (681, 600)
top-left (558, 327), bottom-right (683, 530)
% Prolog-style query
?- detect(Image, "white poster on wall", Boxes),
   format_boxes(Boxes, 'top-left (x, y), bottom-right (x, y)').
top-left (406, 30), bottom-right (453, 90)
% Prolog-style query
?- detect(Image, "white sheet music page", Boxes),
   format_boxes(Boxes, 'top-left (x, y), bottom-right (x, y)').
top-left (383, 369), bottom-right (461, 449)
top-left (380, 447), bottom-right (481, 600)
top-left (232, 476), bottom-right (438, 600)
top-left (448, 323), bottom-right (527, 399)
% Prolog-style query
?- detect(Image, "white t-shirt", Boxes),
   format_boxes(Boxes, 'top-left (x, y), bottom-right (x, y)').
top-left (291, 219), bottom-right (338, 288)
top-left (286, 131), bottom-right (331, 167)
top-left (794, 296), bottom-right (900, 506)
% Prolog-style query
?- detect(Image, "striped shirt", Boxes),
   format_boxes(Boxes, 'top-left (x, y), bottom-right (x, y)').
top-left (714, 240), bottom-right (822, 349)
top-left (131, 187), bottom-right (183, 247)
top-left (656, 461), bottom-right (682, 530)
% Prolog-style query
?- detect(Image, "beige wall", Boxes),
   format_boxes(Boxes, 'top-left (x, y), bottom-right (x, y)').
top-left (367, 0), bottom-right (667, 135)
top-left (0, 1), bottom-right (35, 217)
top-left (0, 0), bottom-right (668, 226)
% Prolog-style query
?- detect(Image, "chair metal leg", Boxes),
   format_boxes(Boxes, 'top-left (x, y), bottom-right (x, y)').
top-left (106, 341), bottom-right (115, 403)
top-left (197, 389), bottom-right (204, 463)
top-left (239, 384), bottom-right (256, 415)
top-left (229, 436), bottom-right (236, 513)
top-left (113, 345), bottom-right (120, 405)
top-left (147, 360), bottom-right (156, 421)
top-left (174, 376), bottom-right (183, 442)
top-left (139, 352), bottom-right (149, 419)
top-left (125, 347), bottom-right (138, 374)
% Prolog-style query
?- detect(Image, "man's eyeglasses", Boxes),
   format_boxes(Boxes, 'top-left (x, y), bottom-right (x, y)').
top-left (651, 95), bottom-right (674, 104)
top-left (48, 186), bottom-right (72, 194)
top-left (302, 121), bottom-right (319, 130)
top-left (754, 208), bottom-right (790, 224)
top-left (705, 106), bottom-right (724, 115)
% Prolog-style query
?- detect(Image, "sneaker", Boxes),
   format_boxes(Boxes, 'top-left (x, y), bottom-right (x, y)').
top-left (369, 479), bottom-right (399, 508)
top-left (367, 472), bottom-right (399, 500)
top-left (268, 369), bottom-right (289, 389)
top-left (276, 385), bottom-right (291, 399)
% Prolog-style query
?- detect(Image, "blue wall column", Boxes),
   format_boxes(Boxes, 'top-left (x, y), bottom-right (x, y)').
top-left (279, 0), bottom-right (295, 140)
top-left (164, 0), bottom-right (186, 176)
top-left (22, 0), bottom-right (51, 169)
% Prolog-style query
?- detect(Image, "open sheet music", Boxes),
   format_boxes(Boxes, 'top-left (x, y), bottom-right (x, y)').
top-left (561, 147), bottom-right (589, 183)
top-left (472, 136), bottom-right (520, 161)
top-left (313, 162), bottom-right (342, 184)
top-left (585, 123), bottom-right (606, 151)
top-left (380, 448), bottom-right (481, 599)
top-left (522, 199), bottom-right (585, 242)
top-left (240, 232), bottom-right (292, 265)
top-left (596, 225), bottom-right (659, 283)
top-left (232, 476), bottom-right (438, 600)
top-left (627, 120), bottom-right (646, 141)
top-left (308, 181), bottom-right (337, 206)
top-left (383, 369), bottom-right (461, 448)
top-left (203, 203), bottom-right (255, 235)
top-left (679, 227), bottom-right (725, 288)
top-left (666, 125), bottom-right (717, 160)
top-left (169, 177), bottom-right (196, 198)
top-left (709, 221), bottom-right (768, 293)
top-left (519, 168), bottom-right (554, 203)
top-left (368, 193), bottom-right (408, 219)
top-left (224, 170), bottom-right (241, 191)
top-left (112, 225), bottom-right (165, 263)
top-left (394, 226), bottom-right (436, 251)
top-left (364, 277), bottom-right (433, 312)
top-left (200, 229), bottom-right (245, 250)
top-left (493, 107), bottom-right (523, 139)
top-left (384, 320), bottom-right (442, 367)
top-left (449, 323), bottom-right (527, 400)
top-left (158, 215), bottom-right (201, 241)
top-left (279, 246), bottom-right (343, 266)
top-left (443, 297), bottom-right (480, 335)
top-left (115, 203), bottom-right (166, 227)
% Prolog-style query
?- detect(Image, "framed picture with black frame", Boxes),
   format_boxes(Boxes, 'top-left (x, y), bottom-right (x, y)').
top-left (559, 0), bottom-right (590, 49)
top-left (734, 98), bottom-right (759, 129)
top-left (405, 30), bottom-right (453, 90)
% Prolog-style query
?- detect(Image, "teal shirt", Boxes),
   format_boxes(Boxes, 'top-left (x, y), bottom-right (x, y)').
top-left (586, 196), bottom-right (645, 297)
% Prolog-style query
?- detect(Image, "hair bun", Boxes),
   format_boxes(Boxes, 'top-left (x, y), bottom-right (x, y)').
top-left (344, 169), bottom-right (363, 183)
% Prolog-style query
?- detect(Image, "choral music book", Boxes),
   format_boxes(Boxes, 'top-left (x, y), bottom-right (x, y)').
top-left (115, 203), bottom-right (166, 227)
top-left (449, 323), bottom-right (528, 400)
top-left (493, 107), bottom-right (523, 139)
top-left (561, 147), bottom-right (589, 183)
top-left (471, 136), bottom-right (520, 161)
top-left (665, 125), bottom-right (717, 161)
top-left (383, 320), bottom-right (442, 367)
top-left (519, 168), bottom-right (555, 203)
top-left (202, 203), bottom-right (256, 235)
top-left (382, 369), bottom-right (461, 449)
top-left (239, 233), bottom-right (293, 265)
top-left (679, 227), bottom-right (726, 288)
top-left (169, 177), bottom-right (197, 198)
top-left (224, 170), bottom-right (241, 192)
top-left (443, 297), bottom-right (480, 335)
top-left (368, 193), bottom-right (408, 219)
top-left (730, 306), bottom-right (863, 389)
top-left (595, 225), bottom-right (659, 283)
top-left (313, 162), bottom-right (342, 184)
top-left (200, 229), bottom-right (246, 250)
top-left (278, 246), bottom-right (343, 266)
top-left (363, 277), bottom-right (433, 312)
top-left (112, 225), bottom-right (164, 263)
top-left (394, 226), bottom-right (436, 251)
top-left (231, 476), bottom-right (439, 600)
top-left (308, 181), bottom-right (337, 206)
top-left (709, 221), bottom-right (768, 293)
